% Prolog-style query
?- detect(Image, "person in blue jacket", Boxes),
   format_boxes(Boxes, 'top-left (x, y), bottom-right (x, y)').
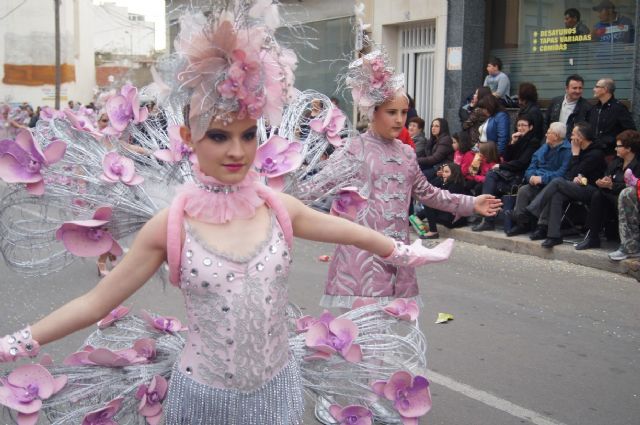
top-left (477, 95), bottom-right (510, 155)
top-left (507, 122), bottom-right (572, 236)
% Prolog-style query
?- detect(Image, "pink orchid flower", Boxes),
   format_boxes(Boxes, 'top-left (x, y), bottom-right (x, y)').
top-left (63, 338), bottom-right (156, 367)
top-left (329, 404), bottom-right (373, 425)
top-left (309, 108), bottom-right (346, 146)
top-left (295, 310), bottom-right (335, 334)
top-left (0, 364), bottom-right (67, 425)
top-left (97, 305), bottom-right (130, 329)
top-left (153, 125), bottom-right (195, 163)
top-left (39, 106), bottom-right (65, 121)
top-left (372, 371), bottom-right (432, 425)
top-left (135, 375), bottom-right (168, 425)
top-left (383, 299), bottom-right (419, 322)
top-left (330, 187), bottom-right (368, 221)
top-left (105, 83), bottom-right (149, 133)
top-left (305, 317), bottom-right (362, 363)
top-left (254, 134), bottom-right (303, 190)
top-left (351, 298), bottom-right (378, 309)
top-left (100, 152), bottom-right (144, 185)
top-left (55, 206), bottom-right (123, 258)
top-left (141, 310), bottom-right (186, 333)
top-left (63, 109), bottom-right (102, 138)
top-left (0, 129), bottom-right (67, 195)
top-left (82, 397), bottom-right (123, 425)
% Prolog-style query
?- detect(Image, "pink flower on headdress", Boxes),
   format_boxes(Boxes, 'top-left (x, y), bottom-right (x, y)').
top-left (309, 107), bottom-right (346, 146)
top-left (39, 106), bottom-right (65, 121)
top-left (383, 299), bottom-right (419, 322)
top-left (56, 206), bottom-right (123, 258)
top-left (97, 305), bottom-right (130, 329)
top-left (101, 152), bottom-right (144, 185)
top-left (64, 109), bottom-right (102, 138)
top-left (329, 404), bottom-right (373, 425)
top-left (141, 310), bottom-right (186, 333)
top-left (0, 129), bottom-right (66, 195)
top-left (63, 338), bottom-right (156, 367)
top-left (105, 83), bottom-right (149, 133)
top-left (82, 397), bottom-right (123, 425)
top-left (135, 375), bottom-right (167, 425)
top-left (372, 371), bottom-right (432, 424)
top-left (153, 125), bottom-right (195, 163)
top-left (295, 310), bottom-right (335, 334)
top-left (254, 134), bottom-right (302, 190)
top-left (330, 187), bottom-right (367, 221)
top-left (0, 364), bottom-right (67, 425)
top-left (305, 317), bottom-right (362, 363)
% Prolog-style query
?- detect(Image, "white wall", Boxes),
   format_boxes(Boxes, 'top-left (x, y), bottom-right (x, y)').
top-left (93, 3), bottom-right (155, 56)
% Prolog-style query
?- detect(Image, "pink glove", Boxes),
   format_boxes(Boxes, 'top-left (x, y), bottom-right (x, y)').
top-left (381, 238), bottom-right (454, 267)
top-left (0, 326), bottom-right (40, 362)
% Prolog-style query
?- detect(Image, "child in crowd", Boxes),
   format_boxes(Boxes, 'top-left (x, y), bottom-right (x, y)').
top-left (466, 141), bottom-right (500, 195)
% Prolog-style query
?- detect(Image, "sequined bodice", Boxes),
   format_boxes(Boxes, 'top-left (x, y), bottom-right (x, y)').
top-left (178, 214), bottom-right (292, 391)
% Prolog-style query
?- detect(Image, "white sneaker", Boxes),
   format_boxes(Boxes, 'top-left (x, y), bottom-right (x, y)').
top-left (608, 249), bottom-right (640, 261)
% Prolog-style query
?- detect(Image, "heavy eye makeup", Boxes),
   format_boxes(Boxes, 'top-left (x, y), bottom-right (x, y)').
top-left (204, 126), bottom-right (258, 143)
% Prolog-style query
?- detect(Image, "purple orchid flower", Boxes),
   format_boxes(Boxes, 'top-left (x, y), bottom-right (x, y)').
top-left (82, 397), bottom-right (123, 425)
top-left (39, 106), bottom-right (65, 122)
top-left (153, 125), bottom-right (196, 163)
top-left (100, 152), bottom-right (144, 185)
top-left (141, 310), bottom-right (186, 333)
top-left (63, 109), bottom-right (102, 138)
top-left (254, 134), bottom-right (303, 189)
top-left (97, 305), bottom-right (130, 329)
top-left (305, 317), bottom-right (362, 363)
top-left (105, 83), bottom-right (149, 133)
top-left (295, 310), bottom-right (335, 334)
top-left (372, 371), bottom-right (432, 425)
top-left (135, 375), bottom-right (168, 425)
top-left (64, 338), bottom-right (156, 367)
top-left (0, 364), bottom-right (67, 425)
top-left (309, 107), bottom-right (346, 146)
top-left (330, 186), bottom-right (367, 221)
top-left (329, 404), bottom-right (373, 425)
top-left (55, 206), bottom-right (123, 258)
top-left (383, 299), bottom-right (419, 322)
top-left (0, 129), bottom-right (67, 195)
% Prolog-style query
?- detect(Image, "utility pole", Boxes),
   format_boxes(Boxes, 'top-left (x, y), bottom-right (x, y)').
top-left (54, 0), bottom-right (61, 109)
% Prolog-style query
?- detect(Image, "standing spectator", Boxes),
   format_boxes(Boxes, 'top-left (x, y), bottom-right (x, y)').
top-left (609, 185), bottom-right (640, 260)
top-left (525, 122), bottom-right (606, 247)
top-left (407, 117), bottom-right (427, 154)
top-left (483, 57), bottom-right (511, 101)
top-left (575, 130), bottom-right (640, 250)
top-left (459, 86), bottom-right (492, 124)
top-left (507, 122), bottom-right (571, 236)
top-left (564, 8), bottom-right (590, 35)
top-left (544, 74), bottom-right (592, 137)
top-left (477, 95), bottom-right (510, 155)
top-left (517, 82), bottom-right (544, 141)
top-left (592, 0), bottom-right (635, 43)
top-left (417, 118), bottom-right (453, 181)
top-left (588, 78), bottom-right (636, 155)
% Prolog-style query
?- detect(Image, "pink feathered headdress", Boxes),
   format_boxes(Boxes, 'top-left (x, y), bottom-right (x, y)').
top-left (174, 5), bottom-right (297, 142)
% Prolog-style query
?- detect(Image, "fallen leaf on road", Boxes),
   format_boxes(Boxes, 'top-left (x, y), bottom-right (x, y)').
top-left (435, 312), bottom-right (454, 324)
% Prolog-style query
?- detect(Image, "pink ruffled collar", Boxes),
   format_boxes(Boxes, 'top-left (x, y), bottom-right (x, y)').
top-left (178, 164), bottom-right (265, 223)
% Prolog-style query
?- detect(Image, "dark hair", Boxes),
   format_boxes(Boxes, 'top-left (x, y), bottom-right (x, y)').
top-left (430, 118), bottom-right (450, 140)
top-left (330, 97), bottom-right (340, 106)
top-left (479, 141), bottom-right (500, 164)
top-left (573, 121), bottom-right (594, 142)
top-left (477, 95), bottom-right (503, 116)
top-left (476, 86), bottom-right (492, 101)
top-left (564, 8), bottom-right (581, 21)
top-left (442, 161), bottom-right (464, 186)
top-left (408, 116), bottom-right (425, 130)
top-left (407, 93), bottom-right (415, 109)
top-left (516, 114), bottom-right (535, 126)
top-left (565, 74), bottom-right (584, 87)
top-left (617, 130), bottom-right (640, 154)
top-left (518, 82), bottom-right (538, 104)
top-left (487, 57), bottom-right (503, 70)
top-left (452, 131), bottom-right (473, 153)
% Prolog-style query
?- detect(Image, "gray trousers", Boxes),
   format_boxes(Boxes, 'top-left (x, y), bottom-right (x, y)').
top-left (513, 184), bottom-right (543, 224)
top-left (618, 187), bottom-right (640, 254)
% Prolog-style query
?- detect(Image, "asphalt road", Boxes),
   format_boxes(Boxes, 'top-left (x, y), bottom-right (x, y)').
top-left (1, 236), bottom-right (638, 425)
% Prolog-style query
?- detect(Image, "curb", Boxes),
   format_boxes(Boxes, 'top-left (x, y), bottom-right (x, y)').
top-left (438, 226), bottom-right (640, 281)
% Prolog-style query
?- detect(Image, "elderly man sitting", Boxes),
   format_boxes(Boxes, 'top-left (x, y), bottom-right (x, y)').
top-left (507, 122), bottom-right (572, 236)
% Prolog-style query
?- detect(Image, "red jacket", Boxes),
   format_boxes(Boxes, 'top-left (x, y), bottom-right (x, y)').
top-left (398, 127), bottom-right (416, 150)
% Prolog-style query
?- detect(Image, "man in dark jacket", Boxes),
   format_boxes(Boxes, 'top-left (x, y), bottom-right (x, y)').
top-left (544, 74), bottom-right (592, 137)
top-left (588, 78), bottom-right (636, 155)
top-left (525, 122), bottom-right (606, 247)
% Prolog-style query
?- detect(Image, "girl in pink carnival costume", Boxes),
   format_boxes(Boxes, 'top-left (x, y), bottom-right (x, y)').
top-left (0, 2), bottom-right (458, 424)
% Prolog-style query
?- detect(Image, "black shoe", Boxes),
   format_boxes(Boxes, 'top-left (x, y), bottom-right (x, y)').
top-left (472, 220), bottom-right (495, 232)
top-left (575, 237), bottom-right (601, 250)
top-left (506, 225), bottom-right (528, 237)
top-left (541, 237), bottom-right (563, 248)
top-left (529, 226), bottom-right (548, 241)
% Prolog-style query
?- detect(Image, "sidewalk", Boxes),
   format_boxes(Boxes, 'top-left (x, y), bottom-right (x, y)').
top-left (437, 226), bottom-right (640, 281)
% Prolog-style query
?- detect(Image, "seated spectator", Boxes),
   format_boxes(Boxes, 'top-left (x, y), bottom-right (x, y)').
top-left (417, 118), bottom-right (453, 180)
top-left (588, 77), bottom-right (636, 155)
top-left (465, 140), bottom-right (500, 195)
top-left (408, 116), bottom-right (427, 154)
top-left (544, 74), bottom-right (592, 137)
top-left (477, 95), bottom-right (510, 155)
top-left (592, 0), bottom-right (635, 43)
top-left (416, 162), bottom-right (468, 239)
top-left (609, 185), bottom-right (640, 260)
top-left (575, 130), bottom-right (640, 250)
top-left (507, 122), bottom-right (571, 236)
top-left (459, 86), bottom-right (492, 124)
top-left (517, 82), bottom-right (544, 141)
top-left (398, 126), bottom-right (416, 150)
top-left (472, 115), bottom-right (540, 232)
top-left (525, 122), bottom-right (606, 248)
top-left (564, 8), bottom-right (590, 35)
top-left (483, 57), bottom-right (510, 101)
top-left (452, 131), bottom-right (475, 176)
